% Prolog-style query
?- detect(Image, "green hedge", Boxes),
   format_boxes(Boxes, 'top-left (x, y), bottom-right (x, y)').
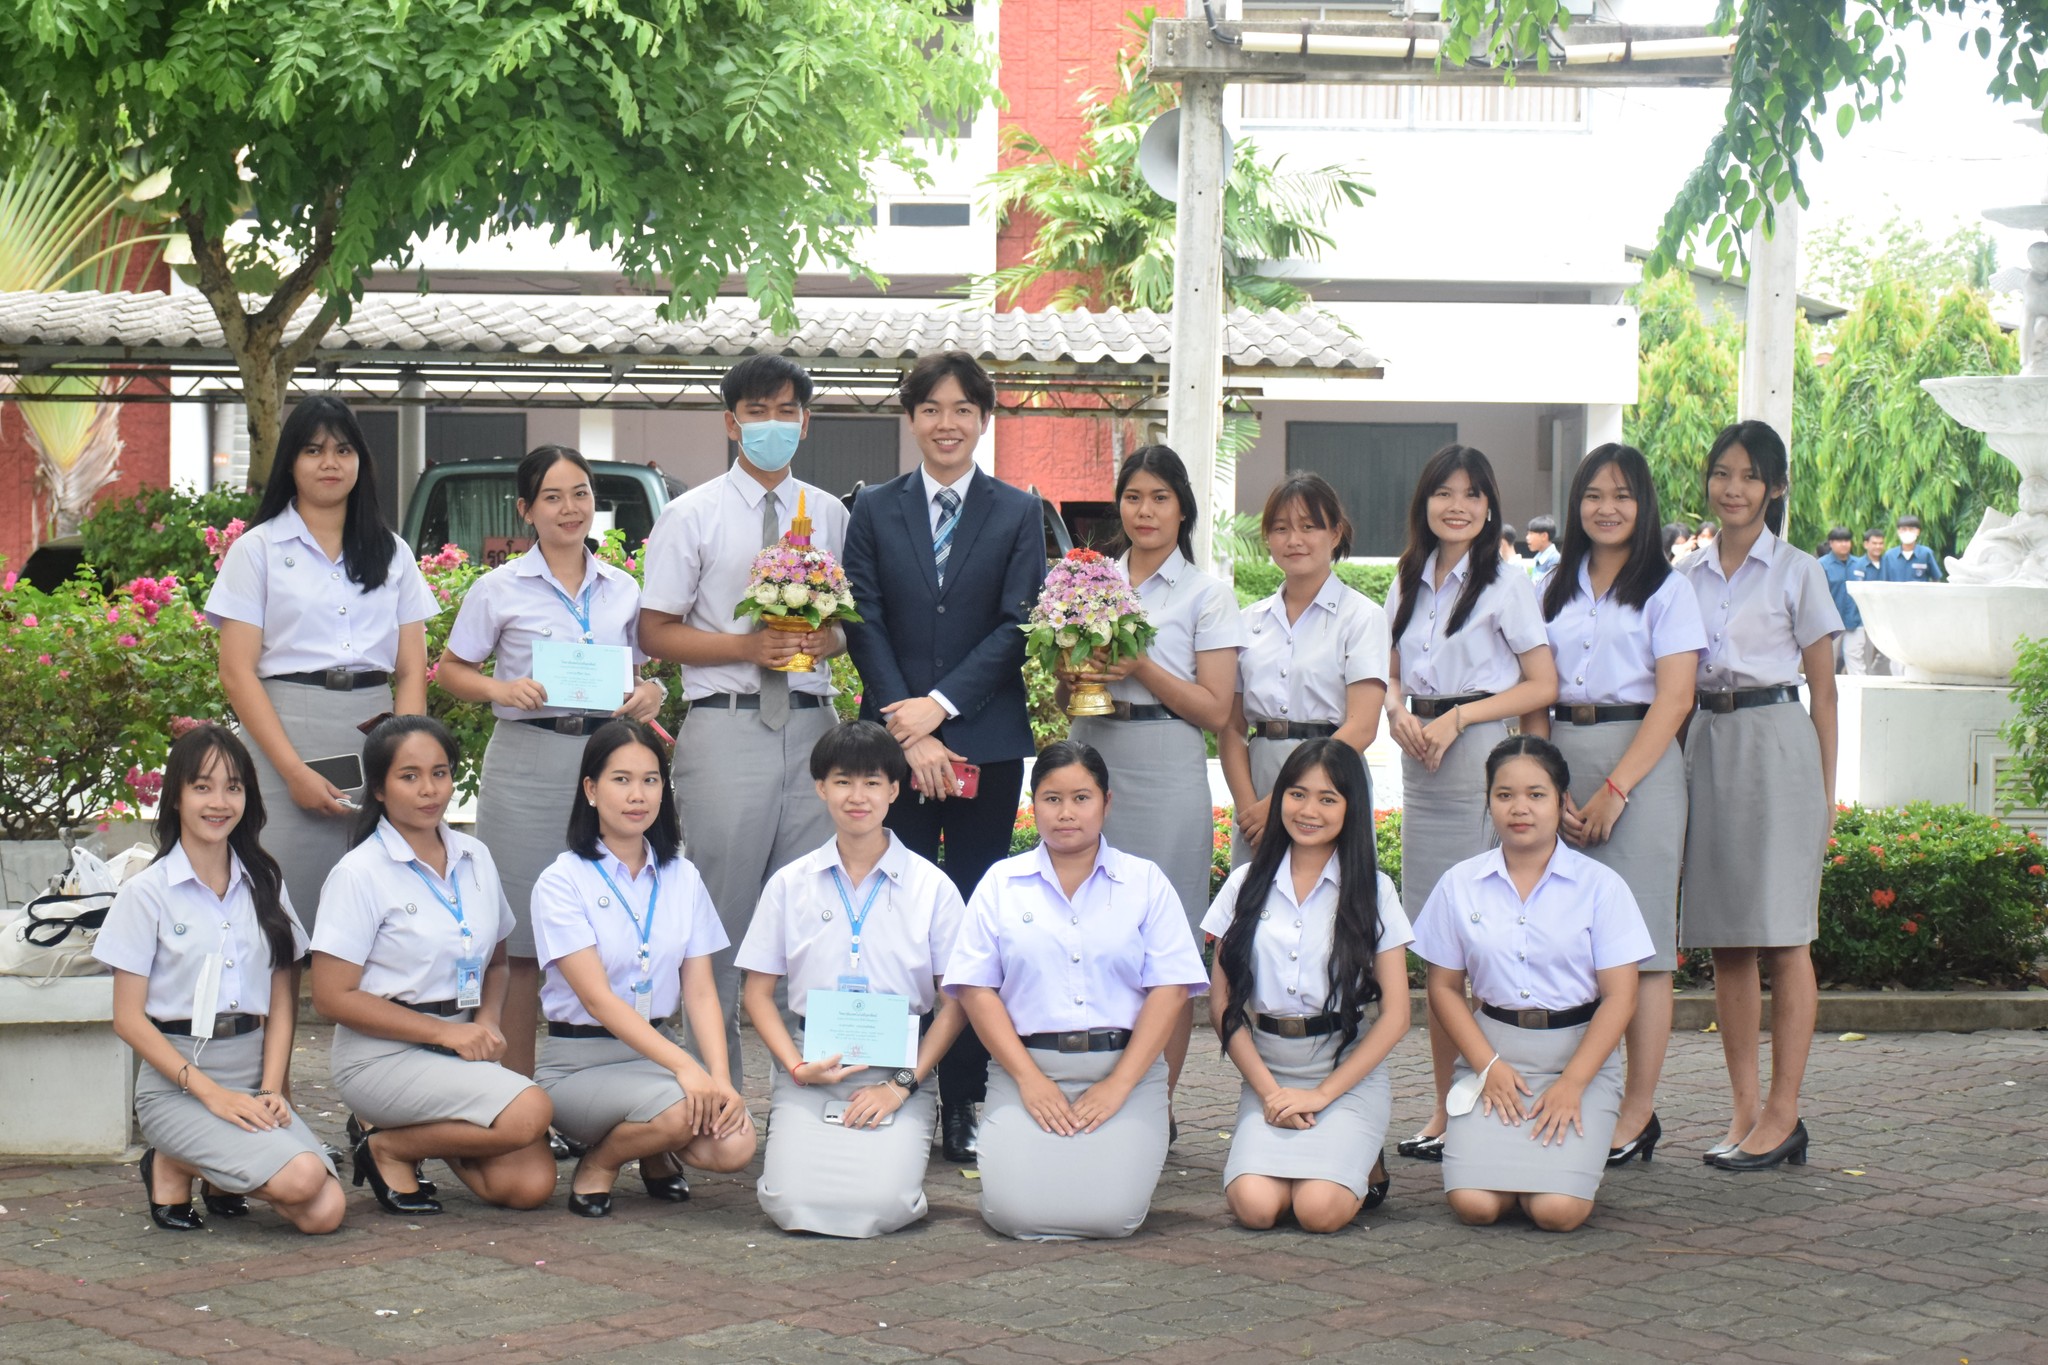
top-left (1232, 559), bottom-right (1395, 608)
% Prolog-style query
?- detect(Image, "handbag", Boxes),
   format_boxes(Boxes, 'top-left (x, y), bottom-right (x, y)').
top-left (0, 842), bottom-right (152, 983)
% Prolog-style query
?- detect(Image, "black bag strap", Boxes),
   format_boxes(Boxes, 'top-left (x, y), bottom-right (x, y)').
top-left (21, 890), bottom-right (116, 946)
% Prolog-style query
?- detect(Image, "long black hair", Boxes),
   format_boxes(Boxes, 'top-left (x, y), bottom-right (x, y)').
top-left (567, 720), bottom-right (682, 864)
top-left (1542, 443), bottom-right (1671, 621)
top-left (154, 724), bottom-right (297, 971)
top-left (248, 395), bottom-right (397, 592)
top-left (349, 715), bottom-right (460, 846)
top-left (1389, 444), bottom-right (1505, 644)
top-left (1705, 420), bottom-right (1790, 536)
top-left (1114, 445), bottom-right (1199, 563)
top-left (1216, 739), bottom-right (1384, 1055)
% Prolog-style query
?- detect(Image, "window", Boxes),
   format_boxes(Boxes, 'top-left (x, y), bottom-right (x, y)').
top-left (1240, 82), bottom-right (1586, 128)
top-left (888, 202), bottom-right (973, 227)
top-left (1286, 420), bottom-right (1455, 557)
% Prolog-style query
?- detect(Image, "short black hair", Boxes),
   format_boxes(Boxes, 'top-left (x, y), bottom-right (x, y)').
top-left (1827, 526), bottom-right (1853, 542)
top-left (900, 350), bottom-right (996, 416)
top-left (516, 445), bottom-right (593, 507)
top-left (566, 720), bottom-right (681, 864)
top-left (720, 355), bottom-right (814, 411)
top-left (1864, 528), bottom-right (1887, 541)
top-left (1500, 524), bottom-right (1518, 544)
top-left (1527, 514), bottom-right (1557, 536)
top-left (1897, 514), bottom-right (1923, 529)
top-left (809, 720), bottom-right (910, 784)
top-left (1031, 740), bottom-right (1111, 797)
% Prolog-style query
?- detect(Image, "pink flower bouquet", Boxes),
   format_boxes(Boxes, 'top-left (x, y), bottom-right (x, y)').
top-left (1019, 548), bottom-right (1156, 716)
top-left (733, 490), bottom-right (862, 671)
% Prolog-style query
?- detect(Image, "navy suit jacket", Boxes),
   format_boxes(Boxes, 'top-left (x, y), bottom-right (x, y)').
top-left (842, 469), bottom-right (1048, 764)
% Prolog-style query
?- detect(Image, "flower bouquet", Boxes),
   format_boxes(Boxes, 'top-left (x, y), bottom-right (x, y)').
top-left (733, 490), bottom-right (862, 672)
top-left (1020, 548), bottom-right (1156, 717)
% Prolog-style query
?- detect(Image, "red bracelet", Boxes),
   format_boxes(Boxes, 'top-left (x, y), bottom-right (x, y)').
top-left (1604, 777), bottom-right (1629, 805)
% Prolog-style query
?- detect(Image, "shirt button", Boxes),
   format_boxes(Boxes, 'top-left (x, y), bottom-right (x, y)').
top-left (1071, 916), bottom-right (1080, 926)
top-left (283, 557), bottom-right (295, 568)
top-left (1073, 996), bottom-right (1084, 1005)
top-left (1583, 641), bottom-right (1591, 650)
top-left (339, 606), bottom-right (348, 615)
top-left (543, 626), bottom-right (554, 637)
top-left (1517, 916), bottom-right (1527, 925)
top-left (1070, 953), bottom-right (1081, 963)
top-left (1281, 705), bottom-right (1290, 715)
top-left (1293, 920), bottom-right (1302, 929)
top-left (331, 571), bottom-right (340, 580)
top-left (1575, 676), bottom-right (1584, 684)
top-left (224, 959), bottom-right (234, 968)
top-left (937, 605), bottom-right (946, 614)
top-left (1288, 951), bottom-right (1298, 960)
top-left (1286, 986), bottom-right (1298, 995)
top-left (1520, 989), bottom-right (1531, 999)
top-left (1258, 910), bottom-right (1269, 921)
top-left (1518, 952), bottom-right (1526, 962)
top-left (1280, 668), bottom-right (1288, 678)
top-left (1469, 911), bottom-right (1481, 923)
top-left (229, 1000), bottom-right (238, 1009)
top-left (1021, 911), bottom-right (1032, 923)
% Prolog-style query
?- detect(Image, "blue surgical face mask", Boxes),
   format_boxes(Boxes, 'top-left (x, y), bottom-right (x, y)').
top-left (738, 418), bottom-right (803, 471)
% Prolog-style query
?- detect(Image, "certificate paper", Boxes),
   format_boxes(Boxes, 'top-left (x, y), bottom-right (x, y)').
top-left (530, 639), bottom-right (633, 712)
top-left (802, 989), bottom-right (917, 1069)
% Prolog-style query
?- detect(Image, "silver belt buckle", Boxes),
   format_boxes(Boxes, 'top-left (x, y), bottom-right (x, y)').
top-left (1517, 1008), bottom-right (1546, 1029)
top-left (323, 667), bottom-right (354, 691)
top-left (210, 1014), bottom-right (240, 1038)
top-left (1569, 704), bottom-right (1598, 726)
top-left (1057, 1030), bottom-right (1090, 1052)
top-left (1273, 1016), bottom-right (1309, 1038)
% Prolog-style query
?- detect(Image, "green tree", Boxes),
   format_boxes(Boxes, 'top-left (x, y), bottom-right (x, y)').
top-left (1624, 270), bottom-right (1741, 526)
top-left (970, 9), bottom-right (1369, 311)
top-left (0, 0), bottom-right (993, 486)
top-left (1804, 215), bottom-right (2000, 303)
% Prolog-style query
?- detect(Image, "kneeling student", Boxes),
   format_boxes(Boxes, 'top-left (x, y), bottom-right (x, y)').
top-left (531, 720), bottom-right (756, 1217)
top-left (738, 721), bottom-right (967, 1238)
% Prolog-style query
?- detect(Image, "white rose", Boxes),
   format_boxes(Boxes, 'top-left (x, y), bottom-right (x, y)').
top-left (753, 584), bottom-right (780, 605)
top-left (1091, 622), bottom-right (1113, 645)
top-left (782, 584), bottom-right (811, 608)
top-left (1056, 628), bottom-right (1078, 649)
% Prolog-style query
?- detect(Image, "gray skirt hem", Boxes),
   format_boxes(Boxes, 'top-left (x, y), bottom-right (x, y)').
top-left (1399, 719), bottom-right (1505, 917)
top-left (979, 1048), bottom-right (1169, 1241)
top-left (1070, 715), bottom-right (1213, 927)
top-left (757, 1052), bottom-right (938, 1239)
top-left (1223, 1029), bottom-right (1391, 1198)
top-left (331, 1022), bottom-right (539, 1130)
top-left (477, 721), bottom-right (588, 958)
top-left (534, 1031), bottom-right (691, 1148)
top-left (1441, 1013), bottom-right (1620, 1200)
top-left (243, 678), bottom-right (393, 931)
top-left (1680, 705), bottom-right (1826, 949)
top-left (133, 1028), bottom-right (335, 1195)
top-left (1551, 719), bottom-right (1686, 971)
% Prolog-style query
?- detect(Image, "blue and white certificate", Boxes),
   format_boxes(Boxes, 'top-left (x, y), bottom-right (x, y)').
top-left (802, 989), bottom-right (917, 1069)
top-left (530, 639), bottom-right (633, 712)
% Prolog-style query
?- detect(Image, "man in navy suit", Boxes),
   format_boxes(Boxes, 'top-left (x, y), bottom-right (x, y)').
top-left (842, 350), bottom-right (1048, 1162)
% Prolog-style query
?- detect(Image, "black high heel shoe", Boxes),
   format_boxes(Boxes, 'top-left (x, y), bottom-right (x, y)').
top-left (346, 1115), bottom-right (435, 1198)
top-left (1607, 1113), bottom-right (1662, 1166)
top-left (1362, 1158), bottom-right (1391, 1211)
top-left (350, 1127), bottom-right (442, 1216)
top-left (200, 1183), bottom-right (250, 1217)
top-left (1396, 1131), bottom-right (1445, 1162)
top-left (140, 1148), bottom-right (204, 1231)
top-left (1708, 1119), bottom-right (1808, 1172)
top-left (639, 1151), bottom-right (690, 1203)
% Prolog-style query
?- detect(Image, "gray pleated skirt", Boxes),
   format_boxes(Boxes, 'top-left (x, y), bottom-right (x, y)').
top-left (1680, 703), bottom-right (1826, 949)
top-left (1223, 1029), bottom-right (1391, 1199)
top-left (243, 677), bottom-right (392, 931)
top-left (757, 1042), bottom-right (939, 1239)
top-left (475, 720), bottom-right (585, 957)
top-left (1228, 735), bottom-right (1301, 868)
top-left (1398, 718), bottom-right (1505, 918)
top-left (1070, 715), bottom-right (1211, 928)
top-left (134, 1028), bottom-right (335, 1195)
top-left (534, 1029), bottom-right (693, 1149)
top-left (331, 1020), bottom-right (539, 1130)
top-left (977, 1047), bottom-right (1170, 1241)
top-left (1550, 719), bottom-right (1686, 971)
top-left (1442, 1013), bottom-right (1621, 1200)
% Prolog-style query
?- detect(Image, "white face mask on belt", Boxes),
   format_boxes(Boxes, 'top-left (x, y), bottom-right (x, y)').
top-left (1445, 1053), bottom-right (1499, 1117)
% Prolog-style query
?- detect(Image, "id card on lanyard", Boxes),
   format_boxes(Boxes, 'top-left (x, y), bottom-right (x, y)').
top-left (548, 576), bottom-right (598, 644)
top-left (408, 861), bottom-right (483, 1009)
top-left (593, 859), bottom-right (660, 1020)
top-left (828, 865), bottom-right (885, 995)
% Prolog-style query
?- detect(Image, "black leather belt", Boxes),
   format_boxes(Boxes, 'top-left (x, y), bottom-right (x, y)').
top-left (515, 714), bottom-right (605, 735)
top-left (547, 1021), bottom-right (614, 1039)
top-left (1552, 702), bottom-right (1653, 726)
top-left (1252, 1011), bottom-right (1345, 1038)
top-left (152, 1013), bottom-right (260, 1038)
top-left (268, 669), bottom-right (390, 691)
top-left (1248, 720), bottom-right (1337, 741)
top-left (1408, 691), bottom-right (1488, 719)
top-left (692, 691), bottom-right (827, 711)
top-left (1481, 1000), bottom-right (1599, 1030)
top-left (1021, 1028), bottom-right (1131, 1053)
top-left (1696, 685), bottom-right (1800, 713)
top-left (1107, 701), bottom-right (1180, 722)
top-left (402, 998), bottom-right (466, 1016)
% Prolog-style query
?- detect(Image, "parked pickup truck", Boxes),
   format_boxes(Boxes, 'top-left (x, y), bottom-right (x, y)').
top-left (403, 460), bottom-right (684, 567)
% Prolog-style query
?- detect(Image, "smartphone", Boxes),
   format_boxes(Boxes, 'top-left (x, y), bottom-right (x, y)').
top-left (950, 761), bottom-right (981, 800)
top-left (821, 1100), bottom-right (895, 1127)
top-left (304, 752), bottom-right (365, 792)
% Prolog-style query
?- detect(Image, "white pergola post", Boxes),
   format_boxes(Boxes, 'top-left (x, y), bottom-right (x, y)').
top-left (1165, 74), bottom-right (1229, 573)
top-left (396, 369), bottom-right (426, 524)
top-left (1739, 205), bottom-right (1799, 441)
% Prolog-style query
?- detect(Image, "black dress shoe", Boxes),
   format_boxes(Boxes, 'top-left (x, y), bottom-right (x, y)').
top-left (1362, 1158), bottom-right (1390, 1211)
top-left (1709, 1119), bottom-right (1809, 1172)
top-left (567, 1190), bottom-right (613, 1218)
top-left (351, 1128), bottom-right (442, 1216)
top-left (639, 1153), bottom-right (690, 1202)
top-left (345, 1114), bottom-right (436, 1197)
top-left (941, 1103), bottom-right (979, 1163)
top-left (200, 1184), bottom-right (250, 1217)
top-left (1607, 1113), bottom-right (1662, 1166)
top-left (549, 1130), bottom-right (588, 1161)
top-left (1396, 1131), bottom-right (1445, 1162)
top-left (140, 1148), bottom-right (204, 1231)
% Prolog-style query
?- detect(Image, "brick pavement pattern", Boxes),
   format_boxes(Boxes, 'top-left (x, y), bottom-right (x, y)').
top-left (2, 1025), bottom-right (2043, 1364)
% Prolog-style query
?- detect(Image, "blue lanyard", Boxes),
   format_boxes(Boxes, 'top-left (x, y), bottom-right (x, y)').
top-left (406, 861), bottom-right (471, 947)
top-left (547, 577), bottom-right (597, 642)
top-left (827, 866), bottom-right (886, 972)
top-left (592, 859), bottom-right (659, 976)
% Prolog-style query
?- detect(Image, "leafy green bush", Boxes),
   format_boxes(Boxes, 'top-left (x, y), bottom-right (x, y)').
top-left (2000, 634), bottom-right (2048, 815)
top-left (78, 484), bottom-right (259, 593)
top-left (1233, 559), bottom-right (1394, 608)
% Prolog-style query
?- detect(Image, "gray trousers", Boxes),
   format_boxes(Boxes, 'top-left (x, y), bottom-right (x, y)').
top-left (1842, 627), bottom-right (1888, 676)
top-left (671, 699), bottom-right (836, 1085)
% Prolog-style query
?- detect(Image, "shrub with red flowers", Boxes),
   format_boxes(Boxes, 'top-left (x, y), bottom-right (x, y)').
top-left (1813, 803), bottom-right (2048, 988)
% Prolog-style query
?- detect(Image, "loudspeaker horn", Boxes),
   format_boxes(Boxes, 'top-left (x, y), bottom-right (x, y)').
top-left (1137, 108), bottom-right (1235, 203)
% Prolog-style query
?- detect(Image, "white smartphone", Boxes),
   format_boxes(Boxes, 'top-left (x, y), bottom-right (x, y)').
top-left (821, 1100), bottom-right (894, 1127)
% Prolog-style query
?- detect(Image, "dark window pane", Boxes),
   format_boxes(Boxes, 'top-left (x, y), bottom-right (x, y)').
top-left (1285, 420), bottom-right (1456, 557)
top-left (888, 202), bottom-right (972, 227)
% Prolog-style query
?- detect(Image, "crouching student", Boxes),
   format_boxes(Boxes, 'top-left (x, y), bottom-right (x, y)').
top-left (1204, 739), bottom-right (1412, 1233)
top-left (1411, 735), bottom-right (1651, 1233)
top-left (311, 716), bottom-right (557, 1215)
top-left (737, 721), bottom-right (967, 1237)
top-left (97, 724), bottom-right (345, 1234)
top-left (943, 741), bottom-right (1209, 1241)
top-left (530, 720), bottom-right (755, 1217)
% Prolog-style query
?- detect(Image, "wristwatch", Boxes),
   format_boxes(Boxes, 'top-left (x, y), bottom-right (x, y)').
top-left (888, 1068), bottom-right (920, 1096)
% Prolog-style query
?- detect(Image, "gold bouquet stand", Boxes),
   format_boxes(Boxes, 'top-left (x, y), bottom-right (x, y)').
top-left (1066, 681), bottom-right (1114, 717)
top-left (763, 614), bottom-right (816, 672)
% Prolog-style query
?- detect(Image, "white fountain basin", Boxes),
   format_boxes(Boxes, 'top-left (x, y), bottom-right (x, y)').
top-left (1848, 581), bottom-right (2048, 684)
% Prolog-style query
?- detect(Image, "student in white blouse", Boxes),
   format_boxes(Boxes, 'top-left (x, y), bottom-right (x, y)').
top-left (95, 725), bottom-right (344, 1234)
top-left (738, 721), bottom-right (969, 1238)
top-left (437, 445), bottom-right (666, 1079)
top-left (1521, 445), bottom-right (1706, 1167)
top-left (311, 718), bottom-right (557, 1216)
top-left (1222, 474), bottom-right (1389, 866)
top-left (1382, 445), bottom-right (1559, 1162)
top-left (1679, 422), bottom-right (1841, 1173)
top-left (206, 396), bottom-right (438, 928)
top-left (1412, 735), bottom-right (1650, 1232)
top-left (1204, 740), bottom-right (1412, 1233)
top-left (529, 720), bottom-right (754, 1218)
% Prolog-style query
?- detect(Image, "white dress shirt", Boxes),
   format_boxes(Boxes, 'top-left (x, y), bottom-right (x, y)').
top-left (311, 820), bottom-right (515, 1003)
top-left (94, 844), bottom-right (309, 1020)
top-left (1111, 548), bottom-right (1245, 706)
top-left (528, 843), bottom-right (727, 1027)
top-left (444, 545), bottom-right (647, 719)
top-left (920, 464), bottom-right (979, 534)
top-left (1678, 528), bottom-right (1844, 691)
top-left (1540, 565), bottom-right (1708, 706)
top-left (1237, 574), bottom-right (1390, 724)
top-left (1201, 856), bottom-right (1410, 1015)
top-left (1384, 550), bottom-right (1547, 697)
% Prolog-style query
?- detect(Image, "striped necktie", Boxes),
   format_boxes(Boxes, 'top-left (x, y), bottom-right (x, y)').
top-left (933, 487), bottom-right (961, 588)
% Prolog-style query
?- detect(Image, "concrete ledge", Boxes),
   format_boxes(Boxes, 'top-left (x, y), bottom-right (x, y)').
top-left (1379, 988), bottom-right (2048, 1033)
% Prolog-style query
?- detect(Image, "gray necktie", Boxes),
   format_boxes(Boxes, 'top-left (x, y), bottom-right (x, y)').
top-left (759, 489), bottom-right (789, 731)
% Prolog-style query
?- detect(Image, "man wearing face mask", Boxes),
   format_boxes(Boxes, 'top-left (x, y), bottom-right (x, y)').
top-left (639, 355), bottom-right (848, 1083)
top-left (1880, 514), bottom-right (1946, 584)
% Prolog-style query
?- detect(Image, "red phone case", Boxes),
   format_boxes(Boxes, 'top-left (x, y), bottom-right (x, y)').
top-left (950, 762), bottom-right (981, 800)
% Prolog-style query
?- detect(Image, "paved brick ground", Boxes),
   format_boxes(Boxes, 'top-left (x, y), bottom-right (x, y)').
top-left (3, 1024), bottom-right (2044, 1364)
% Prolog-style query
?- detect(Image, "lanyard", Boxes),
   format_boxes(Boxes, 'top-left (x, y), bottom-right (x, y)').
top-left (406, 861), bottom-right (471, 947)
top-left (547, 577), bottom-right (597, 642)
top-left (827, 866), bottom-right (886, 972)
top-left (592, 859), bottom-right (659, 977)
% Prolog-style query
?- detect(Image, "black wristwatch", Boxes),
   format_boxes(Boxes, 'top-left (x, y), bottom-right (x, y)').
top-left (888, 1068), bottom-right (920, 1096)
